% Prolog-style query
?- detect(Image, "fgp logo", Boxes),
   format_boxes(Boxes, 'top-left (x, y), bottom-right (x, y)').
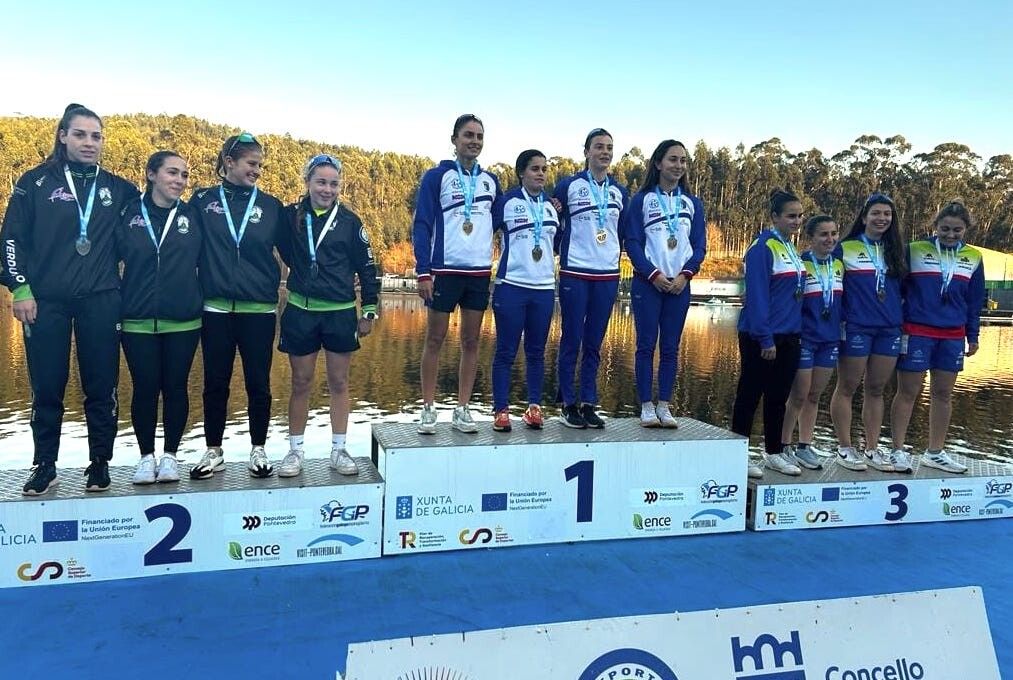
top-left (731, 630), bottom-right (806, 679)
top-left (458, 528), bottom-right (493, 545)
top-left (578, 648), bottom-right (679, 680)
top-left (399, 531), bottom-right (416, 549)
top-left (985, 479), bottom-right (1013, 497)
top-left (320, 501), bottom-right (369, 523)
top-left (701, 479), bottom-right (738, 500)
top-left (17, 561), bottom-right (64, 582)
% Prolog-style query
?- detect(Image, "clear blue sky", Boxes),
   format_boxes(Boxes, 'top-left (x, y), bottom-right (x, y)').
top-left (2, 0), bottom-right (1010, 166)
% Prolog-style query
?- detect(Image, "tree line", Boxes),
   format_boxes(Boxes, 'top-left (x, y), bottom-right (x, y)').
top-left (1, 114), bottom-right (1010, 275)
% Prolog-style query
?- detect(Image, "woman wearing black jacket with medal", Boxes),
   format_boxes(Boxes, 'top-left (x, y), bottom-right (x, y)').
top-left (275, 154), bottom-right (379, 477)
top-left (188, 133), bottom-right (285, 480)
top-left (117, 151), bottom-right (202, 485)
top-left (1, 103), bottom-right (138, 495)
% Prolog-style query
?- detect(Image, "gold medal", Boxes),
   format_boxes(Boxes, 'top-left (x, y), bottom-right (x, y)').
top-left (595, 229), bottom-right (607, 245)
top-left (462, 219), bottom-right (473, 235)
top-left (667, 236), bottom-right (677, 250)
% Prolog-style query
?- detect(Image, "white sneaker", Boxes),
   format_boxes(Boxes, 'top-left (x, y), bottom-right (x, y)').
top-left (417, 404), bottom-right (437, 434)
top-left (764, 449), bottom-right (802, 476)
top-left (452, 405), bottom-right (478, 433)
top-left (278, 449), bottom-right (304, 478)
top-left (156, 455), bottom-right (180, 483)
top-left (836, 446), bottom-right (868, 471)
top-left (640, 403), bottom-right (660, 428)
top-left (330, 447), bottom-right (358, 476)
top-left (809, 444), bottom-right (834, 458)
top-left (865, 448), bottom-right (895, 472)
top-left (920, 450), bottom-right (968, 474)
top-left (190, 447), bottom-right (225, 480)
top-left (887, 448), bottom-right (913, 474)
top-left (248, 446), bottom-right (274, 478)
top-left (748, 463), bottom-right (764, 479)
top-left (133, 454), bottom-right (157, 485)
top-left (655, 403), bottom-right (678, 429)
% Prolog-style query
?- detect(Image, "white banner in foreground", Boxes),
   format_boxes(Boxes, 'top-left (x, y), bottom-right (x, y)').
top-left (344, 587), bottom-right (999, 679)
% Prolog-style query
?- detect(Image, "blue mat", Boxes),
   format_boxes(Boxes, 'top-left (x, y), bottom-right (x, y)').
top-left (2, 519), bottom-right (1008, 678)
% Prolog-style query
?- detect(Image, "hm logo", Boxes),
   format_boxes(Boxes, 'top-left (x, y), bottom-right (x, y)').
top-left (732, 630), bottom-right (806, 679)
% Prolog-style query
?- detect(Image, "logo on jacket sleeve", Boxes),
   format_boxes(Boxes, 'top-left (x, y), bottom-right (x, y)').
top-left (99, 187), bottom-right (113, 206)
top-left (49, 187), bottom-right (77, 203)
top-left (359, 227), bottom-right (370, 244)
top-left (204, 201), bottom-right (225, 214)
top-left (129, 214), bottom-right (146, 228)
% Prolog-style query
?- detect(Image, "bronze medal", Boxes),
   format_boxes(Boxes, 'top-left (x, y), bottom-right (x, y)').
top-left (595, 229), bottom-right (607, 245)
top-left (462, 219), bottom-right (473, 235)
top-left (532, 245), bottom-right (543, 262)
top-left (877, 288), bottom-right (886, 302)
top-left (667, 235), bottom-right (677, 250)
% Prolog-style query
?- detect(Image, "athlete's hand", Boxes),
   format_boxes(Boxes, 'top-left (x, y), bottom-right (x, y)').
top-left (670, 274), bottom-right (688, 295)
top-left (966, 341), bottom-right (979, 357)
top-left (13, 299), bottom-right (37, 325)
top-left (550, 197), bottom-right (563, 213)
top-left (760, 346), bottom-right (776, 361)
top-left (417, 279), bottom-right (434, 302)
top-left (358, 318), bottom-right (374, 338)
top-left (652, 276), bottom-right (672, 293)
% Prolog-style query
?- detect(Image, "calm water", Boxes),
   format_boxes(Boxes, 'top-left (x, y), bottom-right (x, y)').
top-left (1, 295), bottom-right (1011, 469)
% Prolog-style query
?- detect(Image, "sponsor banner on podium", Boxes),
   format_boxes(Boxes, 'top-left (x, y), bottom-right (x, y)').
top-left (751, 474), bottom-right (1013, 531)
top-left (380, 436), bottom-right (746, 554)
top-left (0, 483), bottom-right (382, 588)
top-left (344, 587), bottom-right (1000, 679)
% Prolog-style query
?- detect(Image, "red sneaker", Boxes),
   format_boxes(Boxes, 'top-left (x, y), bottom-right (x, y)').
top-left (522, 404), bottom-right (543, 429)
top-left (493, 408), bottom-right (512, 432)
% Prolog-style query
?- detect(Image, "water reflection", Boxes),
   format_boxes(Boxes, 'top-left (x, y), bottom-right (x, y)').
top-left (0, 296), bottom-right (1010, 468)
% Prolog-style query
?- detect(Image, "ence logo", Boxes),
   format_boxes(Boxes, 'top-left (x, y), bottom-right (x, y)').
top-left (731, 630), bottom-right (806, 679)
top-left (458, 528), bottom-right (493, 545)
top-left (579, 648), bottom-right (679, 680)
top-left (17, 561), bottom-right (64, 582)
top-left (943, 503), bottom-right (971, 516)
top-left (227, 542), bottom-right (281, 561)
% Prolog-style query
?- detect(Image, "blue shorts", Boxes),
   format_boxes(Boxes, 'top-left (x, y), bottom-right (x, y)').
top-left (841, 324), bottom-right (901, 358)
top-left (897, 334), bottom-right (965, 372)
top-left (798, 339), bottom-right (839, 369)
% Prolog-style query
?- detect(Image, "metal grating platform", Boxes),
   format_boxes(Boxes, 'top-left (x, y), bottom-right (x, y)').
top-left (749, 454), bottom-right (1012, 487)
top-left (0, 458), bottom-right (382, 503)
top-left (372, 417), bottom-right (741, 451)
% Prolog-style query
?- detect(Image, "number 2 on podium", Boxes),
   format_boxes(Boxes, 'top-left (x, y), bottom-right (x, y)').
top-left (564, 460), bottom-right (594, 523)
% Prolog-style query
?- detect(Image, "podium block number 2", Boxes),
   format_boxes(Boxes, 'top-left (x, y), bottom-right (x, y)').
top-left (564, 460), bottom-right (594, 523)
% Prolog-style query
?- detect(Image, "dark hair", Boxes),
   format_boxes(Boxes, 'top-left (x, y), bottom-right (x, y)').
top-left (215, 133), bottom-right (263, 179)
top-left (639, 140), bottom-right (689, 194)
top-left (933, 199), bottom-right (975, 229)
top-left (46, 103), bottom-right (102, 166)
top-left (452, 114), bottom-right (483, 139)
top-left (145, 150), bottom-right (184, 189)
top-left (583, 128), bottom-right (612, 170)
top-left (804, 214), bottom-right (836, 237)
top-left (846, 193), bottom-right (907, 278)
top-left (769, 188), bottom-right (801, 216)
top-left (515, 149), bottom-right (546, 181)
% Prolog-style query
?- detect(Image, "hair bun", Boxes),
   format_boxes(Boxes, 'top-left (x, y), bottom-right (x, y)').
top-left (64, 103), bottom-right (85, 114)
top-left (946, 197), bottom-right (965, 206)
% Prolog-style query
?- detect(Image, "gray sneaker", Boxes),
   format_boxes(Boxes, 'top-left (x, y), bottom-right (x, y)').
top-left (329, 447), bottom-right (358, 475)
top-left (417, 404), bottom-right (437, 434)
top-left (887, 448), bottom-right (913, 474)
top-left (278, 449), bottom-right (304, 478)
top-left (836, 446), bottom-right (868, 471)
top-left (748, 463), bottom-right (764, 479)
top-left (793, 445), bottom-right (823, 470)
top-left (452, 405), bottom-right (478, 433)
top-left (809, 443), bottom-right (834, 458)
top-left (763, 449), bottom-right (802, 476)
top-left (920, 450), bottom-right (968, 474)
top-left (190, 447), bottom-right (225, 480)
top-left (156, 455), bottom-right (180, 483)
top-left (865, 448), bottom-right (895, 472)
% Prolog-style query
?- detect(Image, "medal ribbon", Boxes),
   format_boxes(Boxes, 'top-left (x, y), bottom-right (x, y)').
top-left (219, 184), bottom-right (259, 248)
top-left (769, 228), bottom-right (804, 294)
top-left (139, 193), bottom-right (180, 255)
top-left (64, 164), bottom-right (99, 244)
top-left (586, 171), bottom-right (610, 229)
top-left (522, 187), bottom-right (544, 251)
top-left (655, 185), bottom-right (681, 241)
top-left (859, 234), bottom-right (886, 294)
top-left (934, 236), bottom-right (961, 297)
top-left (455, 160), bottom-right (479, 222)
top-left (305, 204), bottom-right (341, 269)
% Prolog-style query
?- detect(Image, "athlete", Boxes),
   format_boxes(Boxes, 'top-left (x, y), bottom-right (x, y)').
top-left (829, 193), bottom-right (908, 472)
top-left (1, 103), bottom-right (138, 495)
top-left (275, 154), bottom-right (379, 476)
top-left (889, 201), bottom-right (985, 474)
top-left (490, 150), bottom-right (559, 432)
top-left (552, 128), bottom-right (629, 428)
top-left (624, 140), bottom-right (706, 428)
top-left (118, 151), bottom-right (202, 484)
top-left (731, 189), bottom-right (806, 478)
top-left (779, 216), bottom-right (843, 470)
top-left (412, 114), bottom-right (501, 434)
top-left (188, 133), bottom-right (285, 479)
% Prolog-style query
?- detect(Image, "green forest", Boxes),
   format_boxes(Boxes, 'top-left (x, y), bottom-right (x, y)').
top-left (1, 114), bottom-right (1011, 275)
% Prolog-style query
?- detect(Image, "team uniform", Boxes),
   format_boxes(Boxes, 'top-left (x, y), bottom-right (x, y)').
top-left (411, 160), bottom-right (502, 312)
top-left (798, 252), bottom-right (844, 369)
top-left (898, 237), bottom-right (985, 373)
top-left (552, 171), bottom-right (629, 419)
top-left (189, 180), bottom-right (284, 477)
top-left (277, 199), bottom-right (379, 356)
top-left (732, 229), bottom-right (804, 456)
top-left (489, 187), bottom-right (559, 422)
top-left (117, 194), bottom-right (202, 482)
top-left (624, 186), bottom-right (706, 406)
top-left (1, 161), bottom-right (138, 492)
top-left (837, 238), bottom-right (903, 358)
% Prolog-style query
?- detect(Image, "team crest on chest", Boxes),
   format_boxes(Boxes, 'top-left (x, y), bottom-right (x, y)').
top-left (249, 206), bottom-right (263, 224)
top-left (99, 187), bottom-right (113, 207)
top-left (177, 216), bottom-right (190, 234)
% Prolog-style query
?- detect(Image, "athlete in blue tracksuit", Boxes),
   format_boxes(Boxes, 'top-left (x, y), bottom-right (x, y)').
top-left (552, 128), bottom-right (629, 429)
top-left (489, 150), bottom-right (559, 432)
top-left (624, 140), bottom-right (706, 429)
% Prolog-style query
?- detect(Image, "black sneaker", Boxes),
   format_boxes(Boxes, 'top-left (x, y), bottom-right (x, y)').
top-left (559, 404), bottom-right (586, 429)
top-left (22, 463), bottom-right (59, 496)
top-left (581, 404), bottom-right (605, 429)
top-left (85, 461), bottom-right (111, 492)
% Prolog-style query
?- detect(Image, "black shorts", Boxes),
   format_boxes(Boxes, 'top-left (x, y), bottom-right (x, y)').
top-left (430, 274), bottom-right (491, 313)
top-left (278, 305), bottom-right (359, 356)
